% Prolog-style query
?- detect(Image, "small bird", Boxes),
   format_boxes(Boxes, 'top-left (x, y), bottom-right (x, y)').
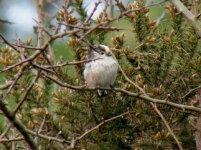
top-left (84, 45), bottom-right (118, 96)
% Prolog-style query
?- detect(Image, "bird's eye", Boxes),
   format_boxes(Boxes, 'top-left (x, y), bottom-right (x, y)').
top-left (100, 51), bottom-right (104, 55)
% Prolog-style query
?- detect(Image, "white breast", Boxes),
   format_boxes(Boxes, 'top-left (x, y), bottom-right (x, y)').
top-left (84, 57), bottom-right (118, 88)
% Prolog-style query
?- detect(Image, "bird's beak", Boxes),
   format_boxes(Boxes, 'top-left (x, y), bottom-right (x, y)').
top-left (106, 52), bottom-right (112, 56)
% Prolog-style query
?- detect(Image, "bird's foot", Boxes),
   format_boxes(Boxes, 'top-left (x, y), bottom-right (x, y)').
top-left (97, 89), bottom-right (108, 97)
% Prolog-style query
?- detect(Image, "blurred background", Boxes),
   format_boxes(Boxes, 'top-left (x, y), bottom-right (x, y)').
top-left (0, 0), bottom-right (164, 40)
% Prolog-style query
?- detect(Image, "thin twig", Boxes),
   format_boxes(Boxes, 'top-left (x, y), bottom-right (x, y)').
top-left (13, 71), bottom-right (41, 114)
top-left (61, 23), bottom-right (127, 31)
top-left (84, 0), bottom-right (101, 24)
top-left (44, 58), bottom-right (102, 68)
top-left (117, 61), bottom-right (147, 95)
top-left (0, 33), bottom-right (20, 53)
top-left (0, 137), bottom-right (24, 142)
top-left (0, 123), bottom-right (11, 139)
top-left (78, 24), bottom-right (101, 41)
top-left (6, 64), bottom-right (27, 96)
top-left (151, 103), bottom-right (183, 150)
top-left (11, 128), bottom-right (16, 150)
top-left (76, 110), bottom-right (133, 141)
top-left (27, 129), bottom-right (70, 144)
top-left (33, 18), bottom-right (52, 37)
top-left (35, 114), bottom-right (47, 144)
top-left (0, 81), bottom-right (12, 90)
top-left (32, 63), bottom-right (56, 74)
top-left (182, 85), bottom-right (201, 99)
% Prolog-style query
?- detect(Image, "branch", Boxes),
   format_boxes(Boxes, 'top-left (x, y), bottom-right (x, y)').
top-left (182, 85), bottom-right (201, 98)
top-left (0, 1), bottom-right (167, 74)
top-left (0, 29), bottom-right (81, 73)
top-left (0, 128), bottom-right (70, 145)
top-left (0, 111), bottom-right (133, 148)
top-left (35, 114), bottom-right (47, 144)
top-left (113, 0), bottom-right (167, 22)
top-left (44, 58), bottom-right (102, 68)
top-left (83, 0), bottom-right (101, 24)
top-left (6, 64), bottom-right (27, 96)
top-left (0, 33), bottom-right (20, 53)
top-left (0, 19), bottom-right (14, 24)
top-left (13, 71), bottom-right (41, 114)
top-left (26, 129), bottom-right (70, 144)
top-left (76, 111), bottom-right (133, 141)
top-left (41, 52), bottom-right (60, 77)
top-left (0, 51), bottom-right (41, 73)
top-left (0, 81), bottom-right (12, 90)
top-left (0, 123), bottom-right (11, 139)
top-left (78, 24), bottom-right (101, 41)
top-left (151, 103), bottom-right (183, 150)
top-left (43, 74), bottom-right (201, 113)
top-left (169, 0), bottom-right (201, 38)
top-left (61, 23), bottom-right (128, 31)
top-left (77, 1), bottom-right (167, 42)
top-left (0, 95), bottom-right (38, 150)
top-left (116, 51), bottom-right (183, 149)
top-left (0, 137), bottom-right (24, 143)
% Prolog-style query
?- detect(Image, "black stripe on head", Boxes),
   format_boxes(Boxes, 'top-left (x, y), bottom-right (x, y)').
top-left (95, 45), bottom-right (106, 53)
top-left (88, 49), bottom-right (96, 59)
top-left (88, 45), bottom-right (103, 59)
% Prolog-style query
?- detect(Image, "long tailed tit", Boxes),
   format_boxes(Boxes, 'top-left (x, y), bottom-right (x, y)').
top-left (84, 45), bottom-right (118, 96)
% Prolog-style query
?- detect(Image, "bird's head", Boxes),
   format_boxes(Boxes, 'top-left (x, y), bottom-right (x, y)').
top-left (88, 45), bottom-right (112, 59)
